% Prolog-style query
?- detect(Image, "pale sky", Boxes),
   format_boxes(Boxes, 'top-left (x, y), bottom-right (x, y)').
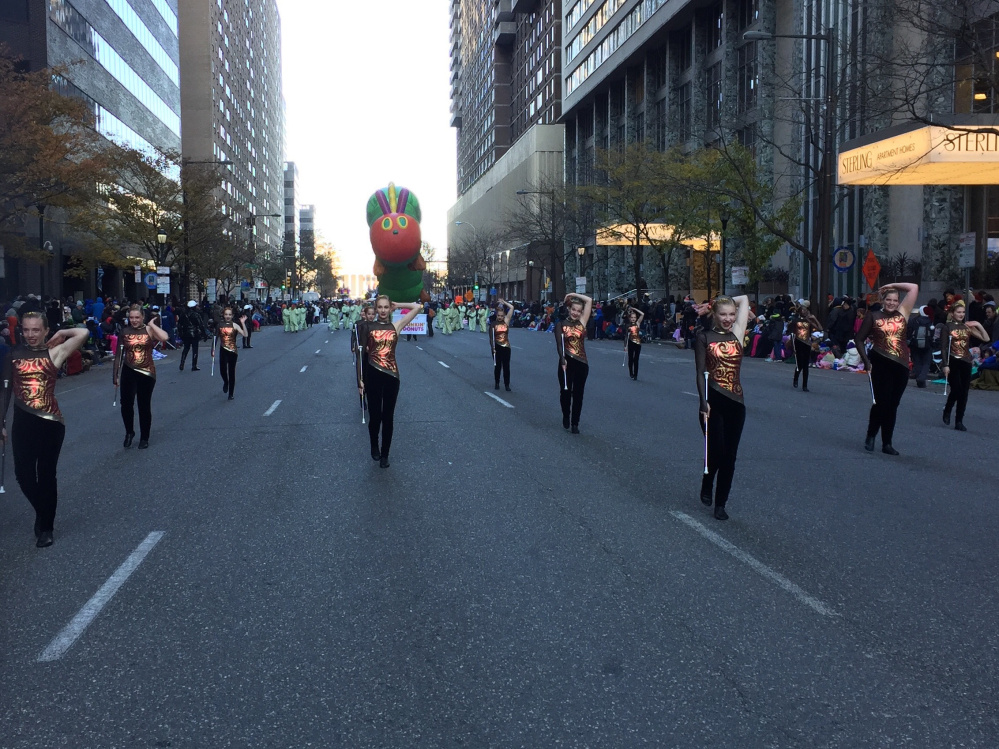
top-left (277, 0), bottom-right (457, 275)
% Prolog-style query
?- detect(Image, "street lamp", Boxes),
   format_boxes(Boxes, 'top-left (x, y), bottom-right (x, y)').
top-left (156, 227), bottom-right (167, 305)
top-left (527, 259), bottom-right (534, 302)
top-left (744, 27), bottom-right (836, 313)
top-left (718, 202), bottom-right (731, 296)
top-left (576, 246), bottom-right (585, 291)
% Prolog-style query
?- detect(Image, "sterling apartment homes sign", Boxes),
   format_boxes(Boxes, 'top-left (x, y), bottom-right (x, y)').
top-left (838, 117), bottom-right (999, 186)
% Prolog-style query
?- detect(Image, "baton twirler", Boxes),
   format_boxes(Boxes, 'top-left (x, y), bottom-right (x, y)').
top-left (702, 371), bottom-right (710, 476)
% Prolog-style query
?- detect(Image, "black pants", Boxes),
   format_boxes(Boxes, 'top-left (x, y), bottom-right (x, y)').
top-left (627, 341), bottom-right (641, 378)
top-left (12, 408), bottom-right (65, 533)
top-left (699, 389), bottom-right (746, 508)
top-left (242, 328), bottom-right (252, 348)
top-left (220, 348), bottom-right (238, 396)
top-left (911, 348), bottom-right (931, 385)
top-left (494, 345), bottom-right (511, 386)
top-left (120, 366), bottom-right (155, 440)
top-left (365, 366), bottom-right (400, 457)
top-left (558, 358), bottom-right (589, 427)
top-left (793, 339), bottom-right (810, 389)
top-left (180, 338), bottom-right (199, 367)
top-left (866, 354), bottom-right (908, 445)
top-left (944, 358), bottom-right (972, 423)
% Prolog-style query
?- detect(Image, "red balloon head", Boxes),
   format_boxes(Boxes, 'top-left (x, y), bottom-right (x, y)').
top-left (370, 213), bottom-right (421, 264)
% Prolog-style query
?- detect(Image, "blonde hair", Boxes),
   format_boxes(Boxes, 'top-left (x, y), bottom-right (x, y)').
top-left (375, 294), bottom-right (391, 305)
top-left (711, 295), bottom-right (736, 313)
top-left (567, 296), bottom-right (584, 309)
top-left (948, 299), bottom-right (966, 322)
top-left (20, 310), bottom-right (48, 328)
top-left (881, 288), bottom-right (900, 301)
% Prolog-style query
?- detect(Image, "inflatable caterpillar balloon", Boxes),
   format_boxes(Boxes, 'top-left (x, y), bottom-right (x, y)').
top-left (366, 182), bottom-right (428, 302)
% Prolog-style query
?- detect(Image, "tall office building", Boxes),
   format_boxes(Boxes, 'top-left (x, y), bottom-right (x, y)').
top-left (178, 0), bottom-right (285, 259)
top-left (299, 204), bottom-right (314, 261)
top-left (0, 0), bottom-right (182, 296)
top-left (447, 0), bottom-right (564, 300)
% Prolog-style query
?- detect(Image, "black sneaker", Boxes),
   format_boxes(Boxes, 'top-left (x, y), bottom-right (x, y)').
top-left (942, 410), bottom-right (951, 426)
top-left (571, 425), bottom-right (580, 434)
top-left (563, 416), bottom-right (570, 430)
top-left (955, 422), bottom-right (967, 432)
top-left (36, 531), bottom-right (53, 548)
top-left (882, 445), bottom-right (899, 456)
top-left (864, 435), bottom-right (875, 452)
top-left (713, 506), bottom-right (729, 521)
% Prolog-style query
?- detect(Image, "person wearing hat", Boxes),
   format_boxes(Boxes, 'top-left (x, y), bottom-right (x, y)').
top-left (241, 304), bottom-right (254, 348)
top-left (940, 300), bottom-right (990, 431)
top-left (789, 300), bottom-right (822, 390)
top-left (855, 282), bottom-right (919, 455)
top-left (178, 300), bottom-right (209, 371)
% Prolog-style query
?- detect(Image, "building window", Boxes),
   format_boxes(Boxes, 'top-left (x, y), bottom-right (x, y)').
top-left (674, 25), bottom-right (692, 72)
top-left (647, 47), bottom-right (668, 94)
top-left (706, 3), bottom-right (724, 52)
top-left (677, 82), bottom-right (692, 141)
top-left (705, 62), bottom-right (722, 130)
top-left (954, 16), bottom-right (999, 114)
top-left (738, 0), bottom-right (759, 31)
top-left (737, 41), bottom-right (757, 113)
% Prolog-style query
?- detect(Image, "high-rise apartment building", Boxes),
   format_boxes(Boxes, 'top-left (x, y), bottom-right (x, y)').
top-left (178, 0), bottom-right (285, 259)
top-left (299, 204), bottom-right (314, 261)
top-left (283, 161), bottom-right (299, 258)
top-left (447, 0), bottom-right (565, 301)
top-left (0, 0), bottom-right (182, 296)
top-left (449, 0), bottom-right (562, 196)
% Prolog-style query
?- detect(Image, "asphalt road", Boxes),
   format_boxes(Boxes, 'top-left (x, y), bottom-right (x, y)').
top-left (1, 321), bottom-right (997, 748)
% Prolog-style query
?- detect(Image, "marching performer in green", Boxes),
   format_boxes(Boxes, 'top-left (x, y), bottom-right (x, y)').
top-left (282, 304), bottom-right (292, 332)
top-left (477, 304), bottom-right (489, 333)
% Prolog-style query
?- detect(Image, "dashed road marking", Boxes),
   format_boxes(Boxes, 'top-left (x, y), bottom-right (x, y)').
top-left (264, 400), bottom-right (282, 416)
top-left (38, 532), bottom-right (166, 662)
top-left (300, 366), bottom-right (308, 373)
top-left (438, 361), bottom-right (450, 369)
top-left (484, 392), bottom-right (514, 408)
top-left (315, 349), bottom-right (321, 354)
top-left (671, 511), bottom-right (839, 617)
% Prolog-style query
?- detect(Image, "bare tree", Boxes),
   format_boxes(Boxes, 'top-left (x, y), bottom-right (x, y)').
top-left (448, 226), bottom-right (506, 292)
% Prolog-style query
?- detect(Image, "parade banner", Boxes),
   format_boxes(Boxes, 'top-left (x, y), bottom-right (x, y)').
top-left (392, 311), bottom-right (428, 335)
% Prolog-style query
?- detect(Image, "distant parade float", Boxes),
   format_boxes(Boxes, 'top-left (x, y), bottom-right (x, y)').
top-left (366, 182), bottom-right (428, 302)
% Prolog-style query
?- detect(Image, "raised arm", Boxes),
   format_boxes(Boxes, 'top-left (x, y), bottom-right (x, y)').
top-left (967, 320), bottom-right (990, 342)
top-left (567, 293), bottom-right (593, 327)
top-left (46, 327), bottom-right (89, 370)
top-left (631, 306), bottom-right (645, 325)
top-left (731, 295), bottom-right (751, 344)
top-left (882, 283), bottom-right (919, 318)
top-left (233, 316), bottom-right (249, 338)
top-left (146, 318), bottom-right (170, 343)
top-left (391, 301), bottom-right (422, 333)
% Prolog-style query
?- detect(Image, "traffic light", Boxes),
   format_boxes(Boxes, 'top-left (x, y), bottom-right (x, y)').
top-left (473, 283), bottom-right (479, 291)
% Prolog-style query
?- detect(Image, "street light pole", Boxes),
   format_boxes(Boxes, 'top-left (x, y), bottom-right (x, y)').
top-left (745, 27), bottom-right (836, 313)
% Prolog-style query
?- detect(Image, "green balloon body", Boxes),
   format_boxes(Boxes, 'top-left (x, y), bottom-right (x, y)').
top-left (377, 263), bottom-right (424, 302)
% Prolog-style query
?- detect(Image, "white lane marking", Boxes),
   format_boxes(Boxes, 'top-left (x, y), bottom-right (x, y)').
top-left (325, 340), bottom-right (329, 343)
top-left (438, 361), bottom-right (450, 369)
top-left (511, 345), bottom-right (524, 349)
top-left (300, 366), bottom-right (308, 373)
top-left (315, 349), bottom-right (321, 354)
top-left (682, 391), bottom-right (699, 397)
top-left (670, 511), bottom-right (839, 618)
top-left (39, 532), bottom-right (166, 662)
top-left (416, 346), bottom-right (423, 351)
top-left (484, 392), bottom-right (514, 408)
top-left (264, 400), bottom-right (282, 416)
